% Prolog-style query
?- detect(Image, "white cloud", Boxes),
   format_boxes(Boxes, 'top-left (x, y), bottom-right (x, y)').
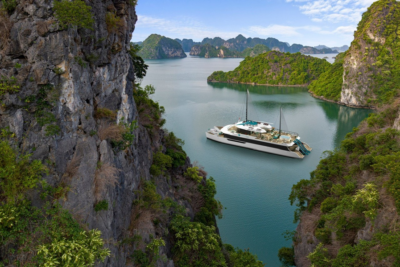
top-left (248, 25), bottom-right (302, 36)
top-left (287, 0), bottom-right (377, 22)
top-left (135, 15), bottom-right (242, 40)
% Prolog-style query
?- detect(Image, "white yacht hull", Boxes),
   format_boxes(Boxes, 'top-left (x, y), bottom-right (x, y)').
top-left (206, 132), bottom-right (304, 159)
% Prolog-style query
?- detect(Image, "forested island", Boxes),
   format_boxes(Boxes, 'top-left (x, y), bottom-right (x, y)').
top-left (138, 34), bottom-right (186, 59)
top-left (207, 51), bottom-right (332, 86)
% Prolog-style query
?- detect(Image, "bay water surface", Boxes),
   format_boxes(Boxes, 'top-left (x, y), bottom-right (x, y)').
top-left (142, 54), bottom-right (372, 266)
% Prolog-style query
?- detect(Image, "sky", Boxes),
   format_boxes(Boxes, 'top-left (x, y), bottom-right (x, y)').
top-left (131, 0), bottom-right (377, 47)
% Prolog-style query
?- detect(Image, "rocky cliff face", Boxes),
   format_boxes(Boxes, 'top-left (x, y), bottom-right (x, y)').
top-left (341, 0), bottom-right (400, 107)
top-left (189, 44), bottom-right (201, 56)
top-left (0, 1), bottom-right (210, 266)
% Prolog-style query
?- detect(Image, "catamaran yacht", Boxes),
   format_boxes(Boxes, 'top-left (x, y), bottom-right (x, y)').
top-left (205, 90), bottom-right (312, 159)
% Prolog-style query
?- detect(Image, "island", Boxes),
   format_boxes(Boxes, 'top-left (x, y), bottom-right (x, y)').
top-left (138, 34), bottom-right (186, 59)
top-left (207, 51), bottom-right (332, 86)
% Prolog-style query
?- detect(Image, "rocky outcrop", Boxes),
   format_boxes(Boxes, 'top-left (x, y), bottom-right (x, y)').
top-left (189, 44), bottom-right (201, 56)
top-left (0, 1), bottom-right (207, 266)
top-left (341, 0), bottom-right (400, 107)
top-left (138, 34), bottom-right (186, 59)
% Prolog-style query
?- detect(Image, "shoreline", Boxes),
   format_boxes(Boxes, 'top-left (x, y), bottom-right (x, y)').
top-left (207, 81), bottom-right (375, 110)
top-left (207, 80), bottom-right (308, 87)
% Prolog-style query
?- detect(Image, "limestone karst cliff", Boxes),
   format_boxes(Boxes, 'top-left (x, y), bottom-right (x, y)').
top-left (138, 34), bottom-right (186, 59)
top-left (278, 2), bottom-right (400, 267)
top-left (0, 1), bottom-right (265, 266)
top-left (341, 0), bottom-right (400, 107)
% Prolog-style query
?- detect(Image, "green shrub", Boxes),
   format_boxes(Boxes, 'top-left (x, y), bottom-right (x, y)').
top-left (1, 0), bottom-right (17, 13)
top-left (53, 67), bottom-right (65, 75)
top-left (184, 167), bottom-right (203, 183)
top-left (53, 0), bottom-right (94, 29)
top-left (95, 107), bottom-right (117, 120)
top-left (105, 12), bottom-right (124, 33)
top-left (94, 200), bottom-right (108, 212)
top-left (0, 76), bottom-right (19, 96)
top-left (170, 215), bottom-right (226, 266)
top-left (0, 202), bottom-right (110, 266)
top-left (164, 131), bottom-right (186, 167)
top-left (128, 43), bottom-right (148, 79)
top-left (37, 229), bottom-right (110, 266)
top-left (150, 150), bottom-right (172, 176)
top-left (229, 247), bottom-right (265, 267)
top-left (332, 240), bottom-right (373, 267)
top-left (320, 197), bottom-right (337, 213)
top-left (308, 243), bottom-right (331, 267)
top-left (278, 246), bottom-right (295, 266)
top-left (0, 141), bottom-right (48, 202)
top-left (195, 177), bottom-right (223, 226)
top-left (74, 56), bottom-right (88, 67)
top-left (315, 228), bottom-right (332, 244)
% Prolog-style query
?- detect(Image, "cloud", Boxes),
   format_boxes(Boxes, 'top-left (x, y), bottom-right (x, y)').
top-left (248, 25), bottom-right (302, 36)
top-left (287, 0), bottom-right (376, 22)
top-left (135, 15), bottom-right (241, 40)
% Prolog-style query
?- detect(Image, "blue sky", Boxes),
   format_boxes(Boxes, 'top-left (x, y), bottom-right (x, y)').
top-left (132, 0), bottom-right (377, 47)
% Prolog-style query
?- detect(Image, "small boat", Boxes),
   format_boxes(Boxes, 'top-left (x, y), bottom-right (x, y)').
top-left (205, 90), bottom-right (312, 159)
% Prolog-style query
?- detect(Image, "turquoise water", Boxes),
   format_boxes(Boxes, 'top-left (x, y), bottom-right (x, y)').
top-left (142, 55), bottom-right (372, 266)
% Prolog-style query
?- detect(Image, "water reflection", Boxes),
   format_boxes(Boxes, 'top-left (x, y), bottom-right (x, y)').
top-left (208, 82), bottom-right (308, 95)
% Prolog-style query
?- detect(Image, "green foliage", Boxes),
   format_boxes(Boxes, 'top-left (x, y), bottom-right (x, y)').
top-left (0, 76), bottom-right (19, 96)
top-left (74, 56), bottom-right (87, 67)
top-left (94, 200), bottom-right (108, 212)
top-left (14, 62), bottom-right (21, 69)
top-left (0, 141), bottom-right (48, 203)
top-left (164, 131), bottom-right (186, 168)
top-left (307, 243), bottom-right (331, 267)
top-left (110, 120), bottom-right (137, 151)
top-left (208, 51), bottom-right (331, 86)
top-left (0, 202), bottom-right (109, 266)
top-left (184, 167), bottom-right (203, 183)
top-left (146, 238), bottom-right (166, 266)
top-left (45, 124), bottom-right (61, 136)
top-left (134, 84), bottom-right (166, 133)
top-left (352, 183), bottom-right (379, 220)
top-left (37, 229), bottom-right (110, 266)
top-left (308, 60), bottom-right (343, 101)
top-left (332, 240), bottom-right (373, 267)
top-left (138, 34), bottom-right (184, 59)
top-left (320, 197), bottom-right (337, 213)
top-left (150, 149), bottom-right (172, 176)
top-left (53, 67), bottom-right (65, 75)
top-left (347, 0), bottom-right (400, 105)
top-left (278, 246), bottom-right (295, 267)
top-left (95, 107), bottom-right (117, 120)
top-left (170, 215), bottom-right (226, 267)
top-left (195, 177), bottom-right (223, 226)
top-left (1, 0), bottom-right (17, 13)
top-left (53, 0), bottom-right (94, 29)
top-left (227, 246), bottom-right (265, 267)
top-left (315, 228), bottom-right (331, 244)
top-left (129, 43), bottom-right (148, 79)
top-left (89, 130), bottom-right (97, 137)
top-left (105, 12), bottom-right (123, 33)
top-left (240, 44), bottom-right (270, 58)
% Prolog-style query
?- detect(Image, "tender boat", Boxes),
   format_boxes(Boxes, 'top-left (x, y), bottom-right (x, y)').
top-left (205, 90), bottom-right (312, 159)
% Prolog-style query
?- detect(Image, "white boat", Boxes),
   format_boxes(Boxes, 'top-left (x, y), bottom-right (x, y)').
top-left (205, 90), bottom-right (312, 159)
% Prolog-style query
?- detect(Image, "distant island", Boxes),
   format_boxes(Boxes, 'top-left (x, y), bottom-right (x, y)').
top-left (137, 34), bottom-right (186, 59)
top-left (175, 35), bottom-right (344, 54)
top-left (190, 44), bottom-right (270, 58)
top-left (207, 51), bottom-right (332, 86)
top-left (136, 34), bottom-right (347, 60)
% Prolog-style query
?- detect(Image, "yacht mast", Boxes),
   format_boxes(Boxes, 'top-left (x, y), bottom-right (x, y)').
top-left (279, 106), bottom-right (282, 136)
top-left (246, 89), bottom-right (248, 122)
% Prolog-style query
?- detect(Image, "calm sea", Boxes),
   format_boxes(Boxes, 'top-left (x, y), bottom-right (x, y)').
top-left (142, 54), bottom-right (371, 266)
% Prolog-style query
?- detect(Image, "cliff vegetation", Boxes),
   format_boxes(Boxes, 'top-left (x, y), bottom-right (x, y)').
top-left (308, 53), bottom-right (345, 101)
